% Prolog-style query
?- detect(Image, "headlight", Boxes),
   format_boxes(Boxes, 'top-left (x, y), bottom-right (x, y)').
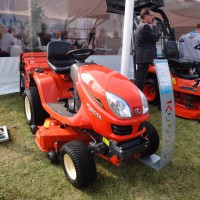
top-left (105, 92), bottom-right (132, 118)
top-left (138, 90), bottom-right (149, 115)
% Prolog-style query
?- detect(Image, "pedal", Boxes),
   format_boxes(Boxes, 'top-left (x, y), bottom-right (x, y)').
top-left (68, 88), bottom-right (75, 99)
top-left (57, 98), bottom-right (69, 108)
top-left (68, 88), bottom-right (74, 92)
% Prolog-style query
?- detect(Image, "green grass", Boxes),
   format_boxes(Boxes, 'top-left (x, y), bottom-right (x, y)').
top-left (0, 93), bottom-right (200, 200)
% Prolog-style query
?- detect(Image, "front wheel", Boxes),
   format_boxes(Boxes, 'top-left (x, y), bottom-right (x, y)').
top-left (140, 121), bottom-right (160, 158)
top-left (60, 141), bottom-right (96, 188)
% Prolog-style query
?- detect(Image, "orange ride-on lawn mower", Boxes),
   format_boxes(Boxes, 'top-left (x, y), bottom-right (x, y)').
top-left (143, 59), bottom-right (200, 120)
top-left (19, 41), bottom-right (159, 188)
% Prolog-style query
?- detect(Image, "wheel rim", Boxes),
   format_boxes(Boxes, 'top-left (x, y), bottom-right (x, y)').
top-left (25, 96), bottom-right (31, 121)
top-left (64, 154), bottom-right (77, 180)
top-left (143, 84), bottom-right (156, 101)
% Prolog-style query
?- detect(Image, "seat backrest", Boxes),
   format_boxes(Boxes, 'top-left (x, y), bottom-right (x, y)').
top-left (47, 41), bottom-right (75, 74)
top-left (164, 41), bottom-right (180, 60)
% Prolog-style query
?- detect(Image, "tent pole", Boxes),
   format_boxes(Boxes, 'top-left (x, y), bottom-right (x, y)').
top-left (120, 0), bottom-right (135, 78)
top-left (27, 0), bottom-right (33, 49)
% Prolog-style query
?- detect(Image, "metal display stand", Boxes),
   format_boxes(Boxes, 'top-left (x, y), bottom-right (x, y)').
top-left (140, 59), bottom-right (176, 171)
top-left (0, 126), bottom-right (9, 143)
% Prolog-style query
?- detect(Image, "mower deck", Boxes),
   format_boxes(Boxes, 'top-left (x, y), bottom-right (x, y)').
top-left (35, 118), bottom-right (91, 152)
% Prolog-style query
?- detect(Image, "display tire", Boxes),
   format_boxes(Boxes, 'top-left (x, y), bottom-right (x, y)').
top-left (143, 78), bottom-right (160, 105)
top-left (60, 140), bottom-right (96, 188)
top-left (140, 121), bottom-right (160, 158)
top-left (23, 87), bottom-right (48, 126)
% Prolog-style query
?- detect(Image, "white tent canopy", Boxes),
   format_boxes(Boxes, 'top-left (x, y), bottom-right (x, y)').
top-left (163, 9), bottom-right (200, 27)
top-left (66, 0), bottom-right (200, 27)
top-left (0, 0), bottom-right (200, 26)
top-left (164, 0), bottom-right (200, 19)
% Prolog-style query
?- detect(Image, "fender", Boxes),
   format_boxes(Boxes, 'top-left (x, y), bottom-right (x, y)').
top-left (32, 71), bottom-right (91, 127)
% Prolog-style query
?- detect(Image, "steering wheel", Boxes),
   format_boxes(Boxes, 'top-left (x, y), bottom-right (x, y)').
top-left (66, 48), bottom-right (94, 62)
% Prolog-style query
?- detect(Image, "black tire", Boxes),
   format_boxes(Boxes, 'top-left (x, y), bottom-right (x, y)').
top-left (19, 72), bottom-right (25, 95)
top-left (140, 121), bottom-right (160, 158)
top-left (23, 87), bottom-right (48, 126)
top-left (143, 78), bottom-right (160, 105)
top-left (60, 141), bottom-right (96, 188)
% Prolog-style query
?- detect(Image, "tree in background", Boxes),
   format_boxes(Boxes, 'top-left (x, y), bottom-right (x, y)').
top-left (30, 0), bottom-right (46, 50)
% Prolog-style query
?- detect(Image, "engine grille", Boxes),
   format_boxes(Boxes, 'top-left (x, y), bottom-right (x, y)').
top-left (111, 124), bottom-right (132, 135)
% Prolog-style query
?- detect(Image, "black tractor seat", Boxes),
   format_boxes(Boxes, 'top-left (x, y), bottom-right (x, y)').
top-left (173, 71), bottom-right (199, 80)
top-left (47, 41), bottom-right (76, 74)
top-left (168, 58), bottom-right (199, 80)
top-left (162, 40), bottom-right (199, 80)
top-left (168, 58), bottom-right (194, 71)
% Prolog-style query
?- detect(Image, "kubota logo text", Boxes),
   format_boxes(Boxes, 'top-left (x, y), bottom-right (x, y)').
top-left (87, 103), bottom-right (102, 120)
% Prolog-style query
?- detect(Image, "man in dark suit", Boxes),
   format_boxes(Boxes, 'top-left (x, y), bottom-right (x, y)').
top-left (134, 8), bottom-right (160, 90)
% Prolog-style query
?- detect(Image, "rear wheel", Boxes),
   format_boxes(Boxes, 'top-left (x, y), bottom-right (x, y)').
top-left (60, 141), bottom-right (96, 188)
top-left (140, 121), bottom-right (160, 158)
top-left (143, 78), bottom-right (160, 105)
top-left (23, 87), bottom-right (48, 126)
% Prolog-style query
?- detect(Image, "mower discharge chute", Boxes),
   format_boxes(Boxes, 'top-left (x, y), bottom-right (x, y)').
top-left (19, 41), bottom-right (159, 188)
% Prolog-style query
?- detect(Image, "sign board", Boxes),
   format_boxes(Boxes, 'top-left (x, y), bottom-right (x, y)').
top-left (0, 126), bottom-right (9, 143)
top-left (140, 59), bottom-right (176, 171)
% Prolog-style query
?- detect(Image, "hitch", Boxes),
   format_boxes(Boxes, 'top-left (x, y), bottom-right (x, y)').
top-left (99, 154), bottom-right (123, 166)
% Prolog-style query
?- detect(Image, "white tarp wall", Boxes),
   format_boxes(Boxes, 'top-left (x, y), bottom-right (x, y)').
top-left (0, 55), bottom-right (134, 95)
top-left (0, 57), bottom-right (20, 95)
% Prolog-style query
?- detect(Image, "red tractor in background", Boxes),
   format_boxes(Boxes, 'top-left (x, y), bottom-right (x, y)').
top-left (107, 0), bottom-right (200, 120)
top-left (142, 9), bottom-right (200, 120)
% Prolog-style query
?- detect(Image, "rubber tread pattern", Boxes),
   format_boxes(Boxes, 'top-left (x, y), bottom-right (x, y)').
top-left (61, 140), bottom-right (96, 188)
